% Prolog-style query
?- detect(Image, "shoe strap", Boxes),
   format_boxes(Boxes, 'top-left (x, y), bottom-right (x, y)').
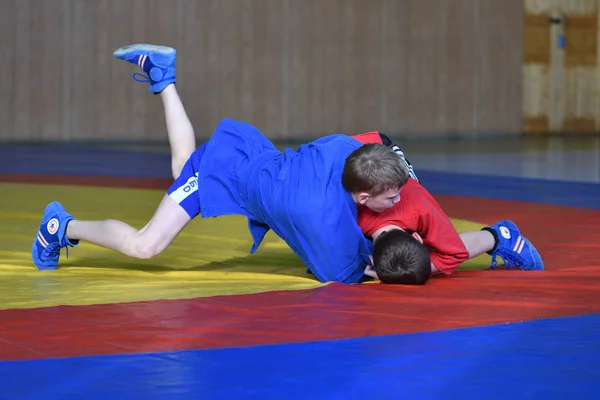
top-left (132, 72), bottom-right (151, 83)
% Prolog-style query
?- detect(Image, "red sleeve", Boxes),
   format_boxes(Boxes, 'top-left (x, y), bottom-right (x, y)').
top-left (412, 185), bottom-right (469, 275)
top-left (351, 131), bottom-right (383, 145)
top-left (357, 205), bottom-right (410, 238)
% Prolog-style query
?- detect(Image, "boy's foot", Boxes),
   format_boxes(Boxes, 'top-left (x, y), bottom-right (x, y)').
top-left (32, 201), bottom-right (79, 270)
top-left (114, 44), bottom-right (176, 93)
top-left (484, 220), bottom-right (544, 270)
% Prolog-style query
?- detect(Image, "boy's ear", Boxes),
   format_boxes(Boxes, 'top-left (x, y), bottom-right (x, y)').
top-left (412, 232), bottom-right (424, 244)
top-left (357, 192), bottom-right (370, 205)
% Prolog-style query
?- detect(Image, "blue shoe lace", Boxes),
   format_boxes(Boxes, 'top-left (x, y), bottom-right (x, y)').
top-left (132, 72), bottom-right (151, 83)
top-left (43, 242), bottom-right (71, 261)
top-left (43, 243), bottom-right (61, 262)
top-left (490, 251), bottom-right (523, 270)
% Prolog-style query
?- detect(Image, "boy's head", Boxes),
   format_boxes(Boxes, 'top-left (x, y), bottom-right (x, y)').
top-left (342, 144), bottom-right (409, 212)
top-left (371, 228), bottom-right (431, 285)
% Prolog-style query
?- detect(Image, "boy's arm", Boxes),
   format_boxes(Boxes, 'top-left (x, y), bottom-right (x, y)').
top-left (293, 207), bottom-right (374, 284)
top-left (350, 131), bottom-right (401, 151)
top-left (350, 131), bottom-right (384, 145)
top-left (414, 185), bottom-right (470, 275)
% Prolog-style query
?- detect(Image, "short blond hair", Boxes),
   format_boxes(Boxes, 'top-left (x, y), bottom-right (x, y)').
top-left (342, 144), bottom-right (409, 195)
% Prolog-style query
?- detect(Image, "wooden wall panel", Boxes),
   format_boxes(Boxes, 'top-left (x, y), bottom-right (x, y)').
top-left (474, 0), bottom-right (525, 133)
top-left (0, 0), bottom-right (14, 141)
top-left (0, 0), bottom-right (524, 142)
top-left (523, 0), bottom-right (600, 134)
top-left (524, 14), bottom-right (551, 64)
top-left (565, 15), bottom-right (598, 66)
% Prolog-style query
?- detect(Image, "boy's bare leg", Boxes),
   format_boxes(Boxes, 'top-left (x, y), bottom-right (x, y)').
top-left (64, 47), bottom-right (197, 259)
top-left (65, 194), bottom-right (190, 259)
top-left (459, 230), bottom-right (495, 259)
top-left (63, 47), bottom-right (197, 258)
top-left (31, 44), bottom-right (198, 270)
top-left (160, 84), bottom-right (196, 179)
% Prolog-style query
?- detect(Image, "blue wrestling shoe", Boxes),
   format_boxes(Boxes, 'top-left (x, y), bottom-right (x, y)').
top-left (484, 220), bottom-right (544, 270)
top-left (31, 201), bottom-right (79, 270)
top-left (114, 44), bottom-right (176, 93)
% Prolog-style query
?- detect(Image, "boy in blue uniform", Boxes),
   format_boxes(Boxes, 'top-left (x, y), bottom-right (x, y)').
top-left (32, 44), bottom-right (409, 284)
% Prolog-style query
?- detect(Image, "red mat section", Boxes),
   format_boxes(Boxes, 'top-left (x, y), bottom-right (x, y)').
top-left (2, 268), bottom-right (600, 361)
top-left (436, 195), bottom-right (600, 272)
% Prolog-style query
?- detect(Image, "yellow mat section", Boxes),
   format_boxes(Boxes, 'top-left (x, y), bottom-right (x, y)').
top-left (0, 182), bottom-right (489, 310)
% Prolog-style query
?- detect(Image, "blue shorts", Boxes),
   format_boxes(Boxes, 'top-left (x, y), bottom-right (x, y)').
top-left (166, 144), bottom-right (206, 219)
top-left (165, 118), bottom-right (278, 220)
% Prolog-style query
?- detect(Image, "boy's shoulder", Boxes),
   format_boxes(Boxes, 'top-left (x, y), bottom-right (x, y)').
top-left (294, 134), bottom-right (362, 159)
top-left (401, 179), bottom-right (428, 200)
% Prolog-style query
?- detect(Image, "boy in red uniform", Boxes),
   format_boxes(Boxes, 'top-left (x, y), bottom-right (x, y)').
top-left (351, 131), bottom-right (544, 284)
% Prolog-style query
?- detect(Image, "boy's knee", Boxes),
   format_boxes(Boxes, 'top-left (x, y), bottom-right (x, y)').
top-left (129, 239), bottom-right (163, 260)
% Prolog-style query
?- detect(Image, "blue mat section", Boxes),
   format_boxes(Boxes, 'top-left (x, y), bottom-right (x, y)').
top-left (0, 146), bottom-right (172, 178)
top-left (1, 313), bottom-right (599, 399)
top-left (419, 170), bottom-right (600, 211)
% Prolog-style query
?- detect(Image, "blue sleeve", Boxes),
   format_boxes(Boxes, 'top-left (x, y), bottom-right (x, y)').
top-left (269, 134), bottom-right (371, 284)
top-left (291, 204), bottom-right (373, 284)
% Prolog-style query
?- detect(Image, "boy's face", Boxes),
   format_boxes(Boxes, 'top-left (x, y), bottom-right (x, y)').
top-left (358, 187), bottom-right (402, 212)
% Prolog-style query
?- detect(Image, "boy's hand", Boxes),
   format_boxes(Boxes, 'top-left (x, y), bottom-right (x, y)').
top-left (364, 264), bottom-right (379, 280)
